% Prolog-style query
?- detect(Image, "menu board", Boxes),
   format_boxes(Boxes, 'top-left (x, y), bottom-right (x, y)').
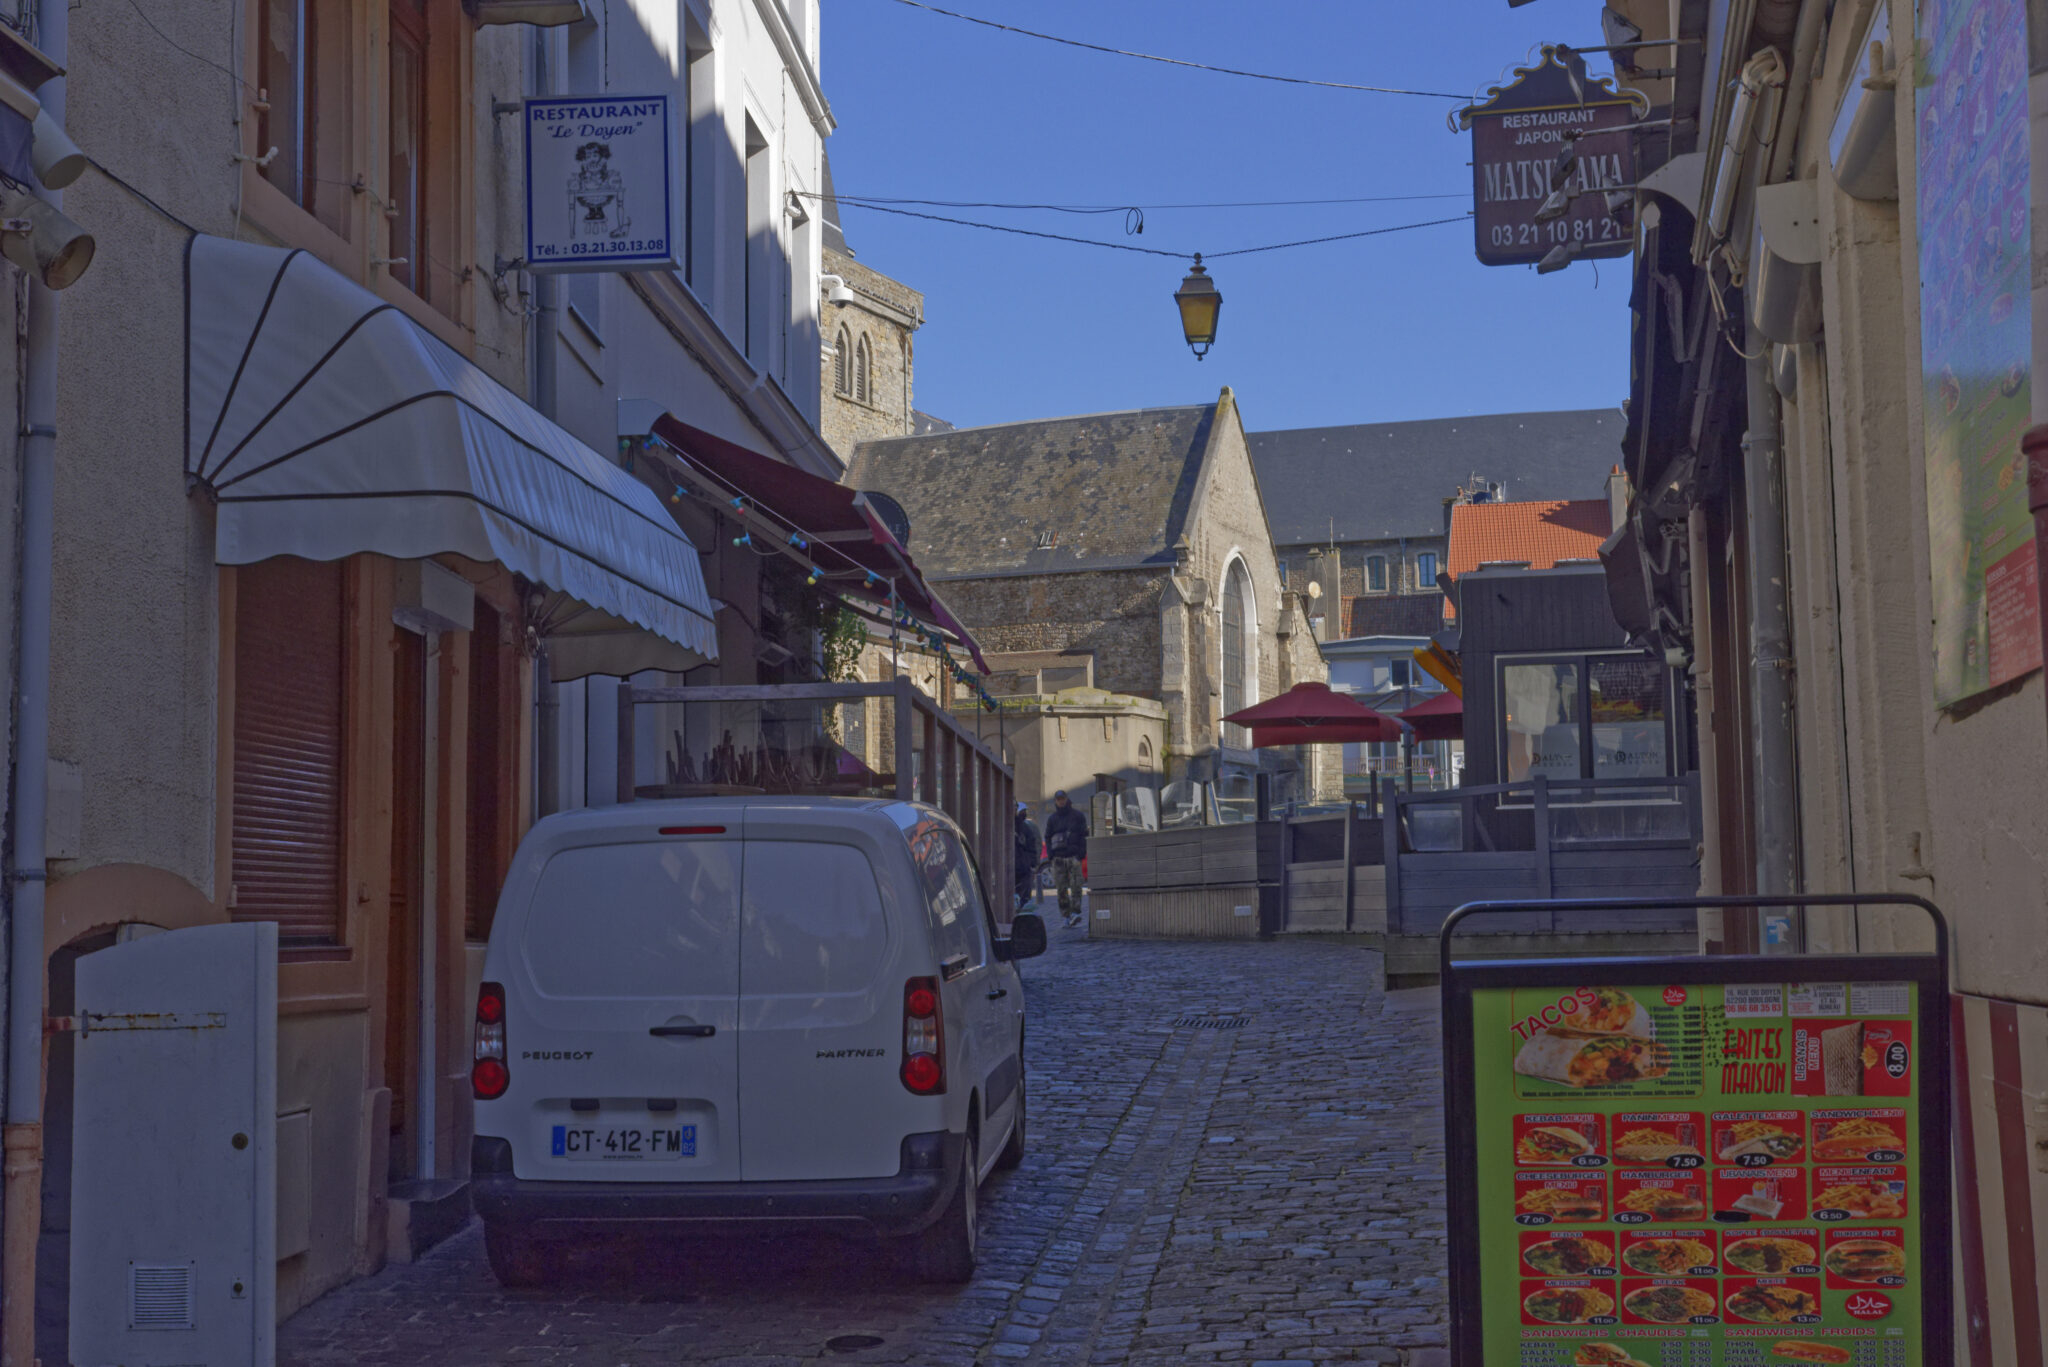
top-left (1469, 982), bottom-right (1924, 1367)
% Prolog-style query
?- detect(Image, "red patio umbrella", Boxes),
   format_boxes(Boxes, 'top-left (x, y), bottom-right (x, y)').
top-left (1398, 690), bottom-right (1464, 742)
top-left (1224, 681), bottom-right (1409, 747)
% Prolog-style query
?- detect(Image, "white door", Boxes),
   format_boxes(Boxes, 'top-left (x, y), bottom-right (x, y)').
top-left (496, 825), bottom-right (744, 1181)
top-left (70, 921), bottom-right (277, 1367)
top-left (736, 819), bottom-right (904, 1180)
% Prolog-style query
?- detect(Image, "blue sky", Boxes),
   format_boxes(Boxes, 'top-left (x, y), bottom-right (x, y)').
top-left (819, 0), bottom-right (1632, 434)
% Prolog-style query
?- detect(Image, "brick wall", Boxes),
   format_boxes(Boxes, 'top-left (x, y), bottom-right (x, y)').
top-left (820, 249), bottom-right (923, 461)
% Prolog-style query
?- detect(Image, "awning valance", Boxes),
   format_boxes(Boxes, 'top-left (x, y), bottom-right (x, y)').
top-left (649, 413), bottom-right (990, 673)
top-left (184, 235), bottom-right (718, 680)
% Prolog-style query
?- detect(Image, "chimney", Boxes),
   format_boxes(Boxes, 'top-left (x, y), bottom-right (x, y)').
top-left (1606, 463), bottom-right (1631, 533)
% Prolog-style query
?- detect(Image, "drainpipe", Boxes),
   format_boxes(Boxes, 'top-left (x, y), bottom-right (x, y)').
top-left (1687, 508), bottom-right (1722, 917)
top-left (530, 24), bottom-right (560, 816)
top-left (2, 1), bottom-right (64, 1357)
top-left (1743, 315), bottom-right (1799, 920)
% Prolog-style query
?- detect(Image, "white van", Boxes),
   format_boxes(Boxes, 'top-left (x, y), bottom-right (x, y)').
top-left (468, 797), bottom-right (1047, 1286)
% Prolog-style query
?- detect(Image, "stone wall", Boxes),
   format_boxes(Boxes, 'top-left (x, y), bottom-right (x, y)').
top-left (820, 247), bottom-right (922, 461)
top-left (936, 571), bottom-right (1169, 700)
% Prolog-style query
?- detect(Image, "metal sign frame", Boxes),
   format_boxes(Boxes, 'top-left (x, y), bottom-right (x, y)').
top-left (522, 92), bottom-right (678, 274)
top-left (1438, 894), bottom-right (1953, 1367)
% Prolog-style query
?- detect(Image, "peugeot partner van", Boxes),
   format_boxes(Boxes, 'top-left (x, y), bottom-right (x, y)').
top-left (468, 797), bottom-right (1047, 1286)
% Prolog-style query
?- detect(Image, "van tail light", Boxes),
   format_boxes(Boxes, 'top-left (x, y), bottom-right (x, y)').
top-left (472, 981), bottom-right (509, 1100)
top-left (901, 976), bottom-right (945, 1095)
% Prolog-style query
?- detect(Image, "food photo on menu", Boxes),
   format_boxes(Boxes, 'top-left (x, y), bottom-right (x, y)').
top-left (1617, 1231), bottom-right (1716, 1276)
top-left (1822, 1226), bottom-right (1907, 1286)
top-left (1714, 1112), bottom-right (1806, 1164)
top-left (1720, 1232), bottom-right (1821, 1275)
top-left (1618, 1279), bottom-right (1718, 1324)
top-left (1511, 987), bottom-right (1675, 1089)
top-left (1809, 1111), bottom-right (1908, 1162)
top-left (1571, 1343), bottom-right (1654, 1367)
top-left (1610, 1111), bottom-right (1705, 1164)
top-left (1520, 1232), bottom-right (1616, 1276)
top-left (1766, 1342), bottom-right (1852, 1364)
top-left (1722, 1279), bottom-right (1823, 1324)
top-left (1515, 1114), bottom-right (1607, 1165)
top-left (1520, 1281), bottom-right (1618, 1325)
top-left (1513, 1174), bottom-right (1607, 1223)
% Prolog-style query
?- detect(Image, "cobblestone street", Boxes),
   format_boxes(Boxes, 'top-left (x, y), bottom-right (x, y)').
top-left (279, 931), bottom-right (1449, 1367)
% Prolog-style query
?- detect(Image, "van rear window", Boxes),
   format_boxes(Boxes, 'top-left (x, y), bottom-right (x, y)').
top-left (521, 840), bottom-right (740, 999)
top-left (741, 842), bottom-right (888, 995)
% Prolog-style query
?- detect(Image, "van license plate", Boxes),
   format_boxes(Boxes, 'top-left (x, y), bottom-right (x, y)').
top-left (550, 1124), bottom-right (695, 1159)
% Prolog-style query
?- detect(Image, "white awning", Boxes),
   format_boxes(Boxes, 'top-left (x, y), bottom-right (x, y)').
top-left (184, 235), bottom-right (718, 680)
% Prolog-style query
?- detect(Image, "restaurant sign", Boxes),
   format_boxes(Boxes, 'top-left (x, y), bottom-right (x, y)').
top-left (1454, 47), bottom-right (1645, 268)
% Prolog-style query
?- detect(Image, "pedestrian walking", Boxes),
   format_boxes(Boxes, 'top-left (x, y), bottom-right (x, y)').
top-left (1013, 801), bottom-right (1042, 911)
top-left (1043, 789), bottom-right (1090, 927)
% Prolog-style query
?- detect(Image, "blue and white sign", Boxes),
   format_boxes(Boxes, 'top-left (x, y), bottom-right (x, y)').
top-left (523, 93), bottom-right (676, 272)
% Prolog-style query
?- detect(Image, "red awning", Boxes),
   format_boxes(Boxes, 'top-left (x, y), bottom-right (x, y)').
top-left (1225, 681), bottom-right (1409, 746)
top-left (1398, 690), bottom-right (1464, 741)
top-left (651, 414), bottom-right (989, 672)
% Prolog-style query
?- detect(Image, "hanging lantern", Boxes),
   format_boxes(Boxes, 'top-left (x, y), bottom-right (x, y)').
top-left (1173, 254), bottom-right (1222, 360)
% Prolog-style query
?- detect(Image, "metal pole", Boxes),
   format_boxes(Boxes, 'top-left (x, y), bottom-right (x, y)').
top-left (1744, 314), bottom-right (1801, 940)
top-left (2, 0), bottom-right (64, 1352)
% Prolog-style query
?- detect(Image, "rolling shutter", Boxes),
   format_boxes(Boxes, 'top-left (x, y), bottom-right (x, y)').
top-left (231, 557), bottom-right (346, 943)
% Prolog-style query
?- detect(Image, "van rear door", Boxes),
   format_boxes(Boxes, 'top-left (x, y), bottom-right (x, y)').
top-left (503, 821), bottom-right (744, 1182)
top-left (737, 812), bottom-right (906, 1181)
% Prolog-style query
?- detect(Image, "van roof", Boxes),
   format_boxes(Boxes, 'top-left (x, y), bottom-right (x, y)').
top-left (527, 795), bottom-right (945, 837)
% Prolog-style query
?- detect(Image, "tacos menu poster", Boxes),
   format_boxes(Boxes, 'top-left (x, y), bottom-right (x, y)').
top-left (1471, 982), bottom-right (1922, 1366)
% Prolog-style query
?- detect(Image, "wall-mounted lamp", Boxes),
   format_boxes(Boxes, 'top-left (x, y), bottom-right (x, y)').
top-left (820, 273), bottom-right (855, 305)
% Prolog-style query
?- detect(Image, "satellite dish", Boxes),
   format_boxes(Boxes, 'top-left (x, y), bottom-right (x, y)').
top-left (862, 490), bottom-right (912, 546)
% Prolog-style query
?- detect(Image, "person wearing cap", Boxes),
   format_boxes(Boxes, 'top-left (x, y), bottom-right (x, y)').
top-left (1043, 790), bottom-right (1090, 927)
top-left (1013, 801), bottom-right (1042, 911)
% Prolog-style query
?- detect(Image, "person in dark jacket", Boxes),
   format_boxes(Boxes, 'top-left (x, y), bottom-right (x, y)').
top-left (1043, 790), bottom-right (1090, 927)
top-left (1013, 802), bottom-right (1041, 910)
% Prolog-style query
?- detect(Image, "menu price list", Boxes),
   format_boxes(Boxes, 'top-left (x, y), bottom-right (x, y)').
top-left (1472, 982), bottom-right (1924, 1366)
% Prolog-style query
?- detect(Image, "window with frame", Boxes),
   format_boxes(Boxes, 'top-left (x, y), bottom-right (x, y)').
top-left (1499, 652), bottom-right (1671, 783)
top-left (1221, 560), bottom-right (1251, 747)
top-left (1416, 551), bottom-right (1438, 590)
top-left (256, 0), bottom-right (352, 237)
top-left (1366, 554), bottom-right (1388, 593)
top-left (232, 557), bottom-right (349, 945)
top-left (833, 324), bottom-right (851, 395)
top-left (388, 0), bottom-right (427, 296)
top-left (854, 334), bottom-right (872, 404)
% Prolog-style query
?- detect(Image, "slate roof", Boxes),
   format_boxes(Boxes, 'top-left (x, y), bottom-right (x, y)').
top-left (846, 404), bottom-right (1218, 579)
top-left (1247, 409), bottom-right (1623, 545)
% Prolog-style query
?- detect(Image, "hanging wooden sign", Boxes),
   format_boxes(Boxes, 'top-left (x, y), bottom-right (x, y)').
top-left (1453, 46), bottom-right (1647, 268)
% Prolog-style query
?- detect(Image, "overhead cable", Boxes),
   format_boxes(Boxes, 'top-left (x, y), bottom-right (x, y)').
top-left (828, 199), bottom-right (1471, 260)
top-left (882, 0), bottom-right (1468, 99)
top-left (816, 190), bottom-right (1470, 212)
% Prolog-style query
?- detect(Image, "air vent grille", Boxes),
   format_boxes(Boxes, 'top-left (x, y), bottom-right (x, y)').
top-left (128, 1262), bottom-right (195, 1331)
top-left (1174, 1014), bottom-right (1250, 1030)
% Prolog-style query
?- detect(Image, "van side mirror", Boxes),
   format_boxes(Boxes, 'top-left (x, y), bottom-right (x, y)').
top-left (1000, 912), bottom-right (1048, 961)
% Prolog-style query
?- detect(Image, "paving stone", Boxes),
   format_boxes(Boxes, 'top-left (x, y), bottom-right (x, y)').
top-left (278, 934), bottom-right (1448, 1365)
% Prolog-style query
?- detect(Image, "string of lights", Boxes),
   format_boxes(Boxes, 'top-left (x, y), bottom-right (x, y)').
top-left (882, 0), bottom-right (1468, 99)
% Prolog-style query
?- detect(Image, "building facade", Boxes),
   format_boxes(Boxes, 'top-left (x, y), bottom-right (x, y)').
top-left (1247, 410), bottom-right (1625, 644)
top-left (1591, 0), bottom-right (2048, 1356)
top-left (847, 389), bottom-right (1331, 808)
top-left (0, 0), bottom-right (874, 1355)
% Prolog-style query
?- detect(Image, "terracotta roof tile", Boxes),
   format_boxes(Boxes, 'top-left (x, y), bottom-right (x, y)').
top-left (1446, 499), bottom-right (1611, 577)
top-left (1443, 499), bottom-right (1612, 620)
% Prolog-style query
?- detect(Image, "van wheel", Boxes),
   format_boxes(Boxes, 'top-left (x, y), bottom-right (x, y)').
top-left (485, 1224), bottom-right (560, 1288)
top-left (905, 1134), bottom-right (978, 1284)
top-left (995, 1073), bottom-right (1026, 1170)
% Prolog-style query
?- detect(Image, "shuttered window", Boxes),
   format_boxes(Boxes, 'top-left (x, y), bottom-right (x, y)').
top-left (466, 599), bottom-right (509, 941)
top-left (232, 557), bottom-right (347, 944)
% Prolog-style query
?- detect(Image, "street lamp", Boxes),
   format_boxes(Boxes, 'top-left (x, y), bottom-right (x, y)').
top-left (1174, 254), bottom-right (1221, 360)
